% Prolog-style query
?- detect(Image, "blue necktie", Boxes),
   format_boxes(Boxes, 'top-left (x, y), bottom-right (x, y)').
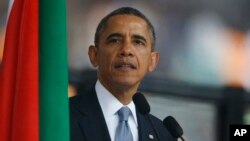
top-left (115, 106), bottom-right (133, 141)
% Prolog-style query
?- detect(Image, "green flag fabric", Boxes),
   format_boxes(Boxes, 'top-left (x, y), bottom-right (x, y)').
top-left (39, 0), bottom-right (69, 141)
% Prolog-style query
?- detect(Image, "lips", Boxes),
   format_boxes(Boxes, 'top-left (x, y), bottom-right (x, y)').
top-left (114, 61), bottom-right (136, 70)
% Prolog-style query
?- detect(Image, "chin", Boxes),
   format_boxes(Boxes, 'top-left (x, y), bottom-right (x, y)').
top-left (112, 77), bottom-right (140, 87)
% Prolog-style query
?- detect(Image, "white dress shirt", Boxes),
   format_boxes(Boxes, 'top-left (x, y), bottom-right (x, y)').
top-left (95, 80), bottom-right (138, 141)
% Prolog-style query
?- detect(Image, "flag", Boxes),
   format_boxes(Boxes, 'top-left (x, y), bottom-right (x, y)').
top-left (39, 0), bottom-right (69, 140)
top-left (0, 0), bottom-right (69, 140)
top-left (0, 0), bottom-right (39, 140)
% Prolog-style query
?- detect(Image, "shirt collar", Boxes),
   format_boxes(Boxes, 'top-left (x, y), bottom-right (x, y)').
top-left (95, 80), bottom-right (138, 125)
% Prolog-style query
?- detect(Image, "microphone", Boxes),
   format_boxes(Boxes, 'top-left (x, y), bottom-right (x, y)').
top-left (132, 92), bottom-right (150, 114)
top-left (163, 116), bottom-right (185, 141)
top-left (133, 93), bottom-right (160, 140)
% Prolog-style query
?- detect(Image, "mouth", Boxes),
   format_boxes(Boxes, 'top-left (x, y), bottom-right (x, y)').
top-left (114, 62), bottom-right (136, 70)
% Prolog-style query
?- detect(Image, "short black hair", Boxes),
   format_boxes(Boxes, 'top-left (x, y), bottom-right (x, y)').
top-left (94, 7), bottom-right (156, 51)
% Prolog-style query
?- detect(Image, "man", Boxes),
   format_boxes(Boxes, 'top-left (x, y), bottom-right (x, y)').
top-left (70, 7), bottom-right (174, 141)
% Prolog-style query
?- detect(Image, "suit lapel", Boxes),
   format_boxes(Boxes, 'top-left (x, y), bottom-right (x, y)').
top-left (75, 88), bottom-right (111, 141)
top-left (137, 112), bottom-right (158, 141)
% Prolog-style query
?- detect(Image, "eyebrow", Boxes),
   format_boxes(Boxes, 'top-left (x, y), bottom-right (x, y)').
top-left (132, 34), bottom-right (147, 43)
top-left (106, 33), bottom-right (123, 40)
top-left (106, 33), bottom-right (147, 43)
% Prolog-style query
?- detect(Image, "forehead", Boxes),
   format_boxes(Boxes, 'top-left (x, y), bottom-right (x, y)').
top-left (100, 15), bottom-right (152, 40)
top-left (106, 14), bottom-right (148, 27)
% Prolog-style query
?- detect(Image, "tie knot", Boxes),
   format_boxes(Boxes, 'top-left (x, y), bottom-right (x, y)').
top-left (117, 107), bottom-right (131, 121)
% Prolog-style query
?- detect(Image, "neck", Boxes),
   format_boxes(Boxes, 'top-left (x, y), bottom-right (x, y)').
top-left (111, 89), bottom-right (136, 105)
top-left (99, 79), bottom-right (139, 105)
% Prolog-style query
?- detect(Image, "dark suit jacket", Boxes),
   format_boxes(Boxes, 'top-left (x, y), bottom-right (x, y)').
top-left (70, 87), bottom-right (174, 141)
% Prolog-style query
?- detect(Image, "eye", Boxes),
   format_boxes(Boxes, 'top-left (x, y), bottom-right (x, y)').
top-left (107, 37), bottom-right (122, 44)
top-left (134, 39), bottom-right (145, 46)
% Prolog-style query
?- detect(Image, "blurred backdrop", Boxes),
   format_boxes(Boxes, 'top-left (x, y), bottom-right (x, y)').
top-left (1, 0), bottom-right (250, 141)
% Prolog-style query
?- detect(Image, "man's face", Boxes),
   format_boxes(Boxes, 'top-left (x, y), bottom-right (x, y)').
top-left (89, 15), bottom-right (158, 90)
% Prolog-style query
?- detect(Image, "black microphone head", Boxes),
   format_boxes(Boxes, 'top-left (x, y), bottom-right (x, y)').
top-left (163, 116), bottom-right (183, 138)
top-left (132, 92), bottom-right (150, 114)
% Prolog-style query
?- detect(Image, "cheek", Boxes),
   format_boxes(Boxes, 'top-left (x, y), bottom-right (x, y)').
top-left (97, 51), bottom-right (114, 69)
top-left (138, 53), bottom-right (152, 71)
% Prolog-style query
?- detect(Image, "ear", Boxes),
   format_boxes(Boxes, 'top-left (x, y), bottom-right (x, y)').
top-left (148, 52), bottom-right (159, 72)
top-left (88, 45), bottom-right (98, 67)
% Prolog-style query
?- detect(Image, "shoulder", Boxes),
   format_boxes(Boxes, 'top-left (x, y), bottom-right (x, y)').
top-left (69, 93), bottom-right (86, 122)
top-left (69, 87), bottom-right (100, 118)
top-left (69, 88), bottom-right (94, 118)
top-left (69, 93), bottom-right (83, 107)
top-left (69, 87), bottom-right (95, 108)
top-left (69, 92), bottom-right (85, 112)
top-left (148, 114), bottom-right (175, 141)
top-left (69, 94), bottom-right (81, 112)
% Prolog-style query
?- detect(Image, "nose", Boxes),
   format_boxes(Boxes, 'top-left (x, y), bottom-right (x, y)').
top-left (118, 41), bottom-right (134, 57)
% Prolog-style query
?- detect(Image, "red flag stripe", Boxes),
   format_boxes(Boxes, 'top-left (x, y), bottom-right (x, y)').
top-left (0, 0), bottom-right (39, 140)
